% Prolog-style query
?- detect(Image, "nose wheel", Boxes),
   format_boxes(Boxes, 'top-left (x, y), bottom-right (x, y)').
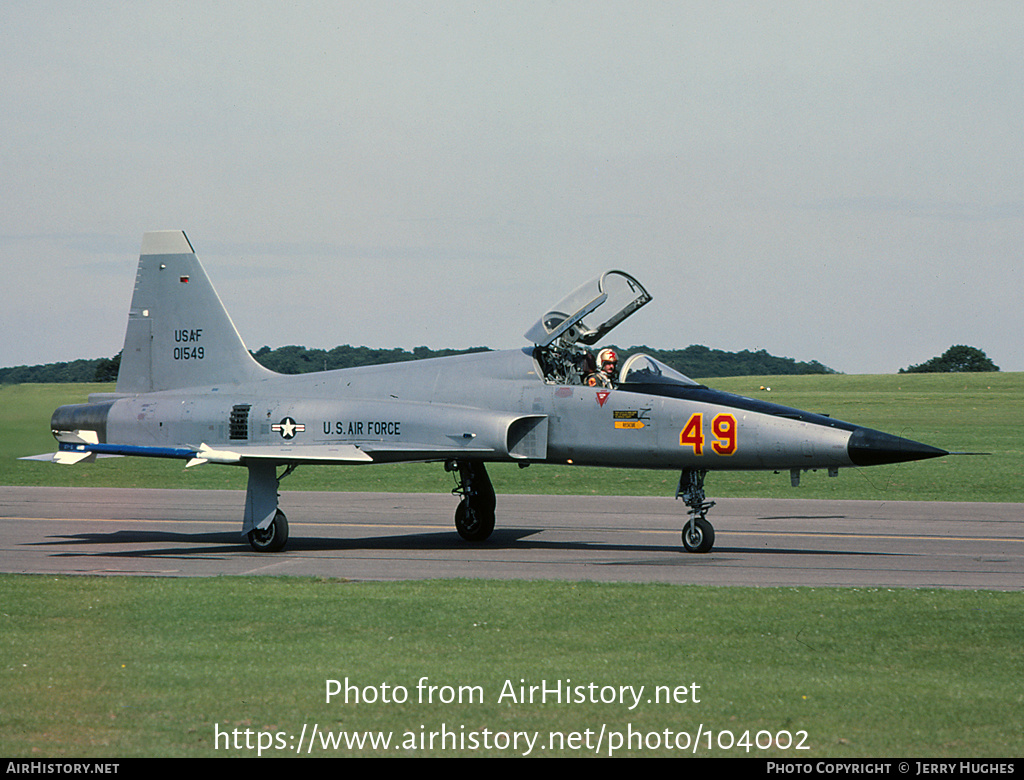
top-left (681, 515), bottom-right (714, 554)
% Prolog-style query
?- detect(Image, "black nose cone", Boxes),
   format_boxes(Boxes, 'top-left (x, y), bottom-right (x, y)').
top-left (847, 427), bottom-right (948, 467)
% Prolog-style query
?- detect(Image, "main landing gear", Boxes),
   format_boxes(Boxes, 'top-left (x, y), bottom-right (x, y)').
top-left (446, 460), bottom-right (496, 542)
top-left (248, 509), bottom-right (289, 553)
top-left (677, 468), bottom-right (716, 553)
top-left (244, 462), bottom-right (296, 552)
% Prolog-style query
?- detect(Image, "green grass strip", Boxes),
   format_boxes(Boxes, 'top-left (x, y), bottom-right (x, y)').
top-left (1, 575), bottom-right (1021, 757)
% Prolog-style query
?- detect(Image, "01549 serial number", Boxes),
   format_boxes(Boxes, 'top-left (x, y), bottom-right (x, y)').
top-left (172, 328), bottom-right (205, 360)
top-left (173, 346), bottom-right (205, 360)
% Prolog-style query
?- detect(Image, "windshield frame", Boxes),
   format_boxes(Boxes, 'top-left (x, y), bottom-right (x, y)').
top-left (617, 353), bottom-right (701, 388)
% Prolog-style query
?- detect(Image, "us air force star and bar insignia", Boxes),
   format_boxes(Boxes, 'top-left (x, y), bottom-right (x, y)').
top-left (272, 417), bottom-right (305, 439)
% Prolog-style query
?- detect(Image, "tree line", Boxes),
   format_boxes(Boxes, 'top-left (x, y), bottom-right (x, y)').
top-left (0, 343), bottom-right (1000, 384)
top-left (0, 343), bottom-right (833, 383)
top-left (898, 345), bottom-right (999, 374)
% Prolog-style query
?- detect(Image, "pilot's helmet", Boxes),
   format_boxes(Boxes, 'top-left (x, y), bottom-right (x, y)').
top-left (598, 348), bottom-right (618, 372)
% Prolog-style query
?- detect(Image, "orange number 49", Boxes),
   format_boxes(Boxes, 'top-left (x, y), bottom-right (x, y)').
top-left (679, 413), bottom-right (738, 456)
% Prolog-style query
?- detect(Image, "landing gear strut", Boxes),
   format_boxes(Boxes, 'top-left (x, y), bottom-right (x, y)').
top-left (446, 460), bottom-right (496, 542)
top-left (243, 462), bottom-right (297, 552)
top-left (676, 468), bottom-right (715, 553)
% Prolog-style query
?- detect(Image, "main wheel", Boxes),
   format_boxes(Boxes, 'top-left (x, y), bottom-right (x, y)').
top-left (681, 516), bottom-right (714, 553)
top-left (248, 509), bottom-right (289, 552)
top-left (454, 501), bottom-right (495, 542)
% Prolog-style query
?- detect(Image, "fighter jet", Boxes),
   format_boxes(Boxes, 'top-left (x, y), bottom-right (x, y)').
top-left (28, 231), bottom-right (948, 553)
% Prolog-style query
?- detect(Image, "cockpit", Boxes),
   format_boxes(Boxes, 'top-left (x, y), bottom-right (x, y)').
top-left (526, 270), bottom-right (700, 389)
top-left (617, 353), bottom-right (700, 388)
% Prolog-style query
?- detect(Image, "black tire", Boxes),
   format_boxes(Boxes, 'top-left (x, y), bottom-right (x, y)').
top-left (454, 501), bottom-right (495, 542)
top-left (681, 517), bottom-right (714, 553)
top-left (248, 509), bottom-right (289, 552)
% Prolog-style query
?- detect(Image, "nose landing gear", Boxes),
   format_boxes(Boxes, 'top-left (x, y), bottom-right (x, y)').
top-left (677, 469), bottom-right (716, 553)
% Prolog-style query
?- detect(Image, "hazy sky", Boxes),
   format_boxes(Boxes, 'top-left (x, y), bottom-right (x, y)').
top-left (3, 2), bottom-right (1021, 374)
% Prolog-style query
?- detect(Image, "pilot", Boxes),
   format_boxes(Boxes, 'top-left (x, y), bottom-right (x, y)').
top-left (586, 348), bottom-right (618, 388)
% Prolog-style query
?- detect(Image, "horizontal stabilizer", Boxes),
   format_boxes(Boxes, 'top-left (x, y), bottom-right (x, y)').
top-left (20, 450), bottom-right (123, 465)
top-left (55, 429), bottom-right (99, 445)
top-left (53, 450), bottom-right (97, 465)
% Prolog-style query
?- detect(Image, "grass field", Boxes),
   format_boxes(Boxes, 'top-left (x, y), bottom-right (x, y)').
top-left (3, 373), bottom-right (1022, 501)
top-left (1, 576), bottom-right (1021, 758)
top-left (2, 375), bottom-right (1021, 758)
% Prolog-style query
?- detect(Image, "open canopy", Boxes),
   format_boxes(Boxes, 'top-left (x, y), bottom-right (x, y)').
top-left (524, 270), bottom-right (652, 348)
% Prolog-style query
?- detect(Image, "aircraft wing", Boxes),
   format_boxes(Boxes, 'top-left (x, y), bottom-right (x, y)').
top-left (22, 440), bottom-right (507, 468)
top-left (28, 410), bottom-right (547, 468)
top-left (187, 441), bottom-right (500, 466)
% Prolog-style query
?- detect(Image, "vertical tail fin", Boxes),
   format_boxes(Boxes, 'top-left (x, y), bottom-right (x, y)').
top-left (116, 231), bottom-right (276, 393)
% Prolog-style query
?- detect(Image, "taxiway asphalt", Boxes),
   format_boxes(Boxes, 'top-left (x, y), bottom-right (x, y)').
top-left (1, 487), bottom-right (1020, 589)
